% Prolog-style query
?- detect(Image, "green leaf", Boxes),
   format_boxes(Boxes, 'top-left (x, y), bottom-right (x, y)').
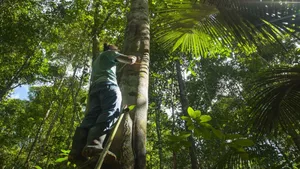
top-left (187, 107), bottom-right (201, 119)
top-left (181, 115), bottom-right (190, 121)
top-left (186, 118), bottom-right (193, 126)
top-left (194, 110), bottom-right (201, 117)
top-left (179, 131), bottom-right (191, 139)
top-left (128, 105), bottom-right (136, 111)
top-left (80, 97), bottom-right (86, 104)
top-left (34, 166), bottom-right (42, 169)
top-left (212, 128), bottom-right (224, 139)
top-left (181, 140), bottom-right (192, 148)
top-left (228, 143), bottom-right (240, 150)
top-left (188, 67), bottom-right (197, 76)
top-left (225, 134), bottom-right (243, 140)
top-left (233, 139), bottom-right (254, 147)
top-left (194, 128), bottom-right (201, 137)
top-left (149, 102), bottom-right (156, 107)
top-left (28, 117), bottom-right (35, 121)
top-left (60, 149), bottom-right (70, 154)
top-left (188, 124), bottom-right (195, 130)
top-left (167, 135), bottom-right (182, 142)
top-left (200, 115), bottom-right (212, 122)
top-left (55, 157), bottom-right (68, 163)
top-left (187, 107), bottom-right (195, 117)
top-left (201, 128), bottom-right (211, 140)
top-left (239, 152), bottom-right (249, 160)
top-left (200, 122), bottom-right (212, 129)
top-left (236, 147), bottom-right (246, 153)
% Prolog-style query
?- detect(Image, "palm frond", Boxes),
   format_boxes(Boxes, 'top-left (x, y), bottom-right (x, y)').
top-left (205, 0), bottom-right (300, 32)
top-left (156, 29), bottom-right (212, 57)
top-left (249, 66), bottom-right (300, 135)
top-left (213, 150), bottom-right (251, 169)
top-left (214, 139), bottom-right (296, 169)
top-left (152, 0), bottom-right (298, 57)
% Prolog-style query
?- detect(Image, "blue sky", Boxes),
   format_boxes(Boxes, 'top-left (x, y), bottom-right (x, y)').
top-left (11, 85), bottom-right (29, 100)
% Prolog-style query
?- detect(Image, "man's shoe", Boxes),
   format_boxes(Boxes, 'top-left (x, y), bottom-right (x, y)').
top-left (82, 124), bottom-right (117, 162)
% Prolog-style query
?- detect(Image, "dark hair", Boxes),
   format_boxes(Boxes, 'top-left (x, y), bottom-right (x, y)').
top-left (104, 43), bottom-right (119, 51)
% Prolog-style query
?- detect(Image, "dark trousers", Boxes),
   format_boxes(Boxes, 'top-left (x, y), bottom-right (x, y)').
top-left (80, 82), bottom-right (122, 134)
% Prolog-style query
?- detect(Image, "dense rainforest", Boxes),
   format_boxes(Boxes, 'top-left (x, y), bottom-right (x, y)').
top-left (0, 0), bottom-right (299, 168)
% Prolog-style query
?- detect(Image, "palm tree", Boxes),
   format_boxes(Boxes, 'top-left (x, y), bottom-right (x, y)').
top-left (249, 66), bottom-right (300, 150)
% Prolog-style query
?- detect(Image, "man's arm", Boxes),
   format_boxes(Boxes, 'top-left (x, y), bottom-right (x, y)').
top-left (116, 53), bottom-right (137, 65)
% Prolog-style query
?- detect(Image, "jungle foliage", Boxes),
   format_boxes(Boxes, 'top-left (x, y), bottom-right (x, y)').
top-left (0, 0), bottom-right (299, 168)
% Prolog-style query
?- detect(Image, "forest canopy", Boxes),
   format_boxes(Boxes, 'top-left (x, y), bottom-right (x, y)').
top-left (0, 0), bottom-right (299, 168)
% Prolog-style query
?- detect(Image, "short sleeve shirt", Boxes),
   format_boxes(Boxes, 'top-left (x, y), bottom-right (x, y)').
top-left (91, 50), bottom-right (120, 85)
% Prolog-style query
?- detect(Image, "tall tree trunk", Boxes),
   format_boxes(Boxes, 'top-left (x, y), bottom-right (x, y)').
top-left (155, 98), bottom-right (163, 169)
top-left (24, 79), bottom-right (64, 167)
top-left (175, 60), bottom-right (199, 169)
top-left (24, 99), bottom-right (55, 164)
top-left (14, 143), bottom-right (25, 168)
top-left (83, 0), bottom-right (101, 119)
top-left (111, 0), bottom-right (150, 168)
top-left (24, 101), bottom-right (55, 167)
top-left (91, 0), bottom-right (113, 61)
top-left (33, 101), bottom-right (66, 165)
top-left (92, 1), bottom-right (100, 61)
top-left (67, 62), bottom-right (89, 146)
top-left (171, 65), bottom-right (177, 169)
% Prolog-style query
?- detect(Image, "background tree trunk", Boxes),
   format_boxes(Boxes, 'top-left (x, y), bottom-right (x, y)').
top-left (171, 66), bottom-right (177, 169)
top-left (24, 79), bottom-right (64, 167)
top-left (175, 60), bottom-right (199, 169)
top-left (155, 98), bottom-right (163, 169)
top-left (34, 99), bottom-right (67, 165)
top-left (92, 1), bottom-right (100, 62)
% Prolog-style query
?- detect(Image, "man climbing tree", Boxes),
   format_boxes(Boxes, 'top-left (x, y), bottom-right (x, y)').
top-left (68, 44), bottom-right (137, 165)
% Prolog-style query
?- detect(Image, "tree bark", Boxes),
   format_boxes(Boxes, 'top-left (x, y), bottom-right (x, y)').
top-left (67, 61), bottom-right (89, 146)
top-left (24, 101), bottom-right (55, 167)
top-left (84, 0), bottom-right (101, 118)
top-left (175, 60), bottom-right (199, 169)
top-left (171, 65), bottom-right (177, 169)
top-left (33, 101), bottom-right (66, 165)
top-left (14, 143), bottom-right (25, 168)
top-left (92, 1), bottom-right (100, 61)
top-left (155, 98), bottom-right (163, 169)
top-left (111, 0), bottom-right (150, 168)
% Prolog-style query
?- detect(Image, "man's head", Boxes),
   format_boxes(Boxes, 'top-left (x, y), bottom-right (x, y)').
top-left (104, 43), bottom-right (119, 51)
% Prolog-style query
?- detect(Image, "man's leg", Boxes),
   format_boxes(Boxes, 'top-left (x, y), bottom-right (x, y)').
top-left (82, 84), bottom-right (121, 160)
top-left (68, 92), bottom-right (100, 164)
top-left (68, 127), bottom-right (88, 165)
